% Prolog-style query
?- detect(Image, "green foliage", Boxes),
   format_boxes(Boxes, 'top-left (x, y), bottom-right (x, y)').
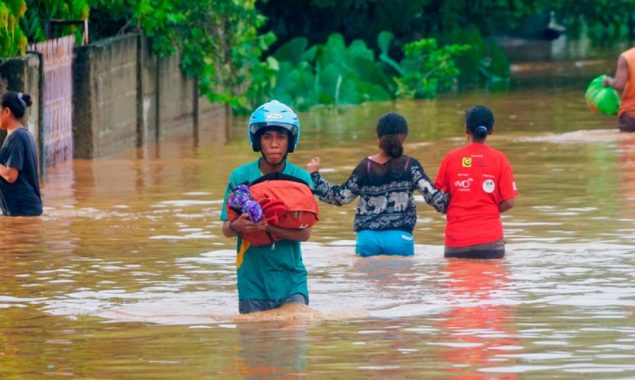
top-left (446, 25), bottom-right (510, 90)
top-left (259, 0), bottom-right (537, 92)
top-left (483, 42), bottom-right (510, 80)
top-left (21, 0), bottom-right (90, 45)
top-left (0, 0), bottom-right (28, 57)
top-left (394, 37), bottom-right (471, 99)
top-left (551, 0), bottom-right (635, 40)
top-left (2, 0), bottom-right (91, 56)
top-left (447, 25), bottom-right (484, 84)
top-left (270, 37), bottom-right (319, 109)
top-left (9, 0), bottom-right (275, 112)
top-left (313, 33), bottom-right (393, 105)
top-left (261, 0), bottom-right (547, 52)
top-left (377, 31), bottom-right (403, 76)
top-left (9, 0), bottom-right (635, 112)
top-left (13, 0), bottom-right (635, 112)
top-left (133, 0), bottom-right (275, 113)
top-left (260, 0), bottom-right (430, 50)
top-left (269, 33), bottom-right (394, 110)
top-left (88, 0), bottom-right (133, 39)
top-left (268, 31), bottom-right (469, 110)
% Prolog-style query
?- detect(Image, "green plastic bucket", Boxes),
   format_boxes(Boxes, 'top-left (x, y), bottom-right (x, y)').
top-left (585, 75), bottom-right (620, 116)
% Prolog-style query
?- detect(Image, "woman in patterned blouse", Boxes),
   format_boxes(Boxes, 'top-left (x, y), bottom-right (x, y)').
top-left (307, 112), bottom-right (448, 257)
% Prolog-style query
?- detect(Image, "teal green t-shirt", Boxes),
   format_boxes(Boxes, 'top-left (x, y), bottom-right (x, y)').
top-left (220, 159), bottom-right (313, 302)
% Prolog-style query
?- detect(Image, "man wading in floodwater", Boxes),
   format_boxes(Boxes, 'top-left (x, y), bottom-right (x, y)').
top-left (220, 100), bottom-right (316, 315)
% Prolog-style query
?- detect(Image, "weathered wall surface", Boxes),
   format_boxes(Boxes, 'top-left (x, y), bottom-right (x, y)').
top-left (0, 54), bottom-right (42, 159)
top-left (74, 35), bottom-right (139, 158)
top-left (73, 34), bottom-right (226, 159)
top-left (1, 34), bottom-right (227, 160)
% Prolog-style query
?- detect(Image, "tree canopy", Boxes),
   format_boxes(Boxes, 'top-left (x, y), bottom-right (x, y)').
top-left (2, 0), bottom-right (633, 112)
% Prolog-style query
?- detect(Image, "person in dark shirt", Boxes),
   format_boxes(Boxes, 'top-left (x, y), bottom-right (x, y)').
top-left (307, 112), bottom-right (448, 256)
top-left (0, 91), bottom-right (42, 216)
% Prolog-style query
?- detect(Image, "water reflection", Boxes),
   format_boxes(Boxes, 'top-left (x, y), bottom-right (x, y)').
top-left (0, 217), bottom-right (46, 255)
top-left (616, 132), bottom-right (635, 219)
top-left (233, 321), bottom-right (309, 379)
top-left (433, 259), bottom-right (520, 378)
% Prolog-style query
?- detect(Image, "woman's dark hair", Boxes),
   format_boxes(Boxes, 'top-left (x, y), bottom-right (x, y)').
top-left (380, 134), bottom-right (404, 158)
top-left (1, 91), bottom-right (32, 119)
top-left (465, 105), bottom-right (494, 141)
top-left (377, 112), bottom-right (408, 158)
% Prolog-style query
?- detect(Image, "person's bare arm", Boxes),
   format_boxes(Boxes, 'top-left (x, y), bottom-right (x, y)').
top-left (222, 220), bottom-right (237, 238)
top-left (499, 198), bottom-right (515, 213)
top-left (0, 164), bottom-right (18, 183)
top-left (222, 213), bottom-right (311, 241)
top-left (265, 225), bottom-right (311, 242)
top-left (604, 55), bottom-right (629, 93)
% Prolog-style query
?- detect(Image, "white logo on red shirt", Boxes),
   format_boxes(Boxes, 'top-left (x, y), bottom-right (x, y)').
top-left (483, 179), bottom-right (495, 193)
top-left (454, 178), bottom-right (473, 190)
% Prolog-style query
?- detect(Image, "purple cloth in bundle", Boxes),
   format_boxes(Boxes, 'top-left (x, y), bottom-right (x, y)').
top-left (228, 184), bottom-right (252, 212)
top-left (228, 184), bottom-right (263, 222)
top-left (243, 200), bottom-right (263, 222)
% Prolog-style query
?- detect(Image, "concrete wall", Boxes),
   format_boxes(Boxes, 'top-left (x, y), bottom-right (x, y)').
top-left (196, 102), bottom-right (231, 147)
top-left (1, 34), bottom-right (226, 160)
top-left (156, 53), bottom-right (196, 140)
top-left (74, 33), bottom-right (226, 159)
top-left (74, 35), bottom-right (139, 158)
top-left (0, 54), bottom-right (42, 161)
top-left (140, 37), bottom-right (158, 145)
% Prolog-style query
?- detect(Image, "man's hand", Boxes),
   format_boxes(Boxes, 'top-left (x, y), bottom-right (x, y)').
top-left (223, 213), bottom-right (268, 237)
top-left (233, 213), bottom-right (268, 233)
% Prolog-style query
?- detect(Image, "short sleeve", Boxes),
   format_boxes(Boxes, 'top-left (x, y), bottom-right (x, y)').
top-left (3, 134), bottom-right (26, 171)
top-left (498, 155), bottom-right (518, 200)
top-left (434, 156), bottom-right (449, 192)
top-left (219, 172), bottom-right (238, 222)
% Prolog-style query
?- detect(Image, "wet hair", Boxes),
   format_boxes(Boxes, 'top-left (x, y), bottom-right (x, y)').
top-left (377, 112), bottom-right (408, 158)
top-left (465, 105), bottom-right (494, 141)
top-left (1, 91), bottom-right (32, 119)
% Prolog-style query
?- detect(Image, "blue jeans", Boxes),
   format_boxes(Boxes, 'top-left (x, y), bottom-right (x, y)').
top-left (356, 229), bottom-right (415, 257)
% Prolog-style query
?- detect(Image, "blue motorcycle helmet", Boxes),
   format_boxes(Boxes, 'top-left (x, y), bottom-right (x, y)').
top-left (248, 100), bottom-right (300, 153)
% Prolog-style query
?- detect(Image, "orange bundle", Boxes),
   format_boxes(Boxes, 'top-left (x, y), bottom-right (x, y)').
top-left (226, 173), bottom-right (319, 246)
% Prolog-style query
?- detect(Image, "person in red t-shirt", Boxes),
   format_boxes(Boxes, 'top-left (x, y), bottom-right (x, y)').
top-left (434, 105), bottom-right (518, 259)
